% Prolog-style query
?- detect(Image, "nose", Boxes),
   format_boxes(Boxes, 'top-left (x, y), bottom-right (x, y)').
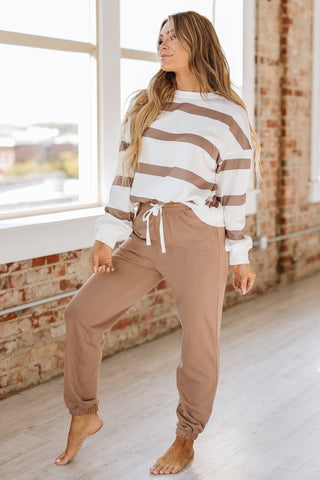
top-left (159, 38), bottom-right (169, 52)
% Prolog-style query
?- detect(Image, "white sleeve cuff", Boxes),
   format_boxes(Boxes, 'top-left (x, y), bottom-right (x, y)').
top-left (94, 214), bottom-right (133, 250)
top-left (224, 234), bottom-right (253, 265)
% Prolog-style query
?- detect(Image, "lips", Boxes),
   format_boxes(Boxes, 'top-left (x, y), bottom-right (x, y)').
top-left (160, 55), bottom-right (172, 59)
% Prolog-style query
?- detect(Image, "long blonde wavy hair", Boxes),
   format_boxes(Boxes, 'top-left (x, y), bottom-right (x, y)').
top-left (119, 10), bottom-right (262, 188)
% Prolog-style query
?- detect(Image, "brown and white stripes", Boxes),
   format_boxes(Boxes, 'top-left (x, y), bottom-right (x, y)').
top-left (95, 90), bottom-right (253, 265)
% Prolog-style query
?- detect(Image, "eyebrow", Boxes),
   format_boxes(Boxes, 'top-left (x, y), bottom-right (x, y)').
top-left (159, 29), bottom-right (175, 38)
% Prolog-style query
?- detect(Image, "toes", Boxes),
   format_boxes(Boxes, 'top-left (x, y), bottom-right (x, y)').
top-left (55, 454), bottom-right (65, 465)
top-left (55, 452), bottom-right (71, 466)
top-left (55, 452), bottom-right (65, 463)
top-left (159, 464), bottom-right (170, 474)
top-left (151, 466), bottom-right (161, 475)
top-left (164, 463), bottom-right (176, 474)
top-left (150, 462), bottom-right (161, 474)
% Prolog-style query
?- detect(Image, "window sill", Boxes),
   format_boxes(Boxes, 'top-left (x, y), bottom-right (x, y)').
top-left (309, 180), bottom-right (320, 203)
top-left (0, 189), bottom-right (259, 265)
top-left (0, 206), bottom-right (105, 264)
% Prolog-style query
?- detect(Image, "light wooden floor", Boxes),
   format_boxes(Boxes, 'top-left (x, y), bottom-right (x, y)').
top-left (1, 271), bottom-right (320, 480)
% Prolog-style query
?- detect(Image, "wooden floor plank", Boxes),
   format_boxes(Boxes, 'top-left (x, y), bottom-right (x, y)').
top-left (1, 270), bottom-right (320, 479)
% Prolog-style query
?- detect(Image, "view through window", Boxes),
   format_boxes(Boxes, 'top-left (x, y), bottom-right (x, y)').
top-left (0, 0), bottom-right (97, 218)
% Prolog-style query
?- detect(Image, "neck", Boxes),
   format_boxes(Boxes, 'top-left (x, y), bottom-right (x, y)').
top-left (175, 71), bottom-right (200, 92)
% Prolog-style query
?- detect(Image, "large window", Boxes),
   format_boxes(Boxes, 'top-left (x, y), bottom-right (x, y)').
top-left (120, 0), bottom-right (256, 209)
top-left (310, 0), bottom-right (320, 202)
top-left (0, 0), bottom-right (256, 263)
top-left (0, 0), bottom-right (98, 219)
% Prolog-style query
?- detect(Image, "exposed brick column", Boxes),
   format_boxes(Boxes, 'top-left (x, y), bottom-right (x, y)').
top-left (277, 0), bottom-right (314, 281)
top-left (251, 0), bottom-right (283, 289)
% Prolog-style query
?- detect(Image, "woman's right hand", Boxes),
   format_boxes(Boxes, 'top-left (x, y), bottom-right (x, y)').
top-left (89, 240), bottom-right (115, 274)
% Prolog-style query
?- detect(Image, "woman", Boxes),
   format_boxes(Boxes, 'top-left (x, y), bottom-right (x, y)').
top-left (55, 10), bottom-right (261, 475)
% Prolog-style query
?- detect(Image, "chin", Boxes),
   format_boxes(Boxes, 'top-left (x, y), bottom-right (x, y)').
top-left (160, 64), bottom-right (176, 71)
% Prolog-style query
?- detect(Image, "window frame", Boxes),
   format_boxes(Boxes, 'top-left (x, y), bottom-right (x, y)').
top-left (0, 0), bottom-right (257, 264)
top-left (309, 0), bottom-right (320, 203)
top-left (0, 0), bottom-right (105, 263)
top-left (0, 1), bottom-right (99, 220)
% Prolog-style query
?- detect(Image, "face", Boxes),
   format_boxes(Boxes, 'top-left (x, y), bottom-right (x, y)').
top-left (157, 19), bottom-right (190, 72)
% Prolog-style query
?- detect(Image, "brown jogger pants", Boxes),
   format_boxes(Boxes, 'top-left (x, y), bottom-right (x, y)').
top-left (63, 201), bottom-right (228, 440)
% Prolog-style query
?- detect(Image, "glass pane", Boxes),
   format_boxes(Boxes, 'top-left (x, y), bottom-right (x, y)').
top-left (0, 0), bottom-right (96, 43)
top-left (214, 0), bottom-right (243, 97)
top-left (0, 44), bottom-right (97, 216)
top-left (120, 0), bottom-right (213, 52)
top-left (121, 58), bottom-right (161, 118)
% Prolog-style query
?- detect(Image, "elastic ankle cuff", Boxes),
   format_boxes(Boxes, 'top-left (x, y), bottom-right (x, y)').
top-left (69, 405), bottom-right (98, 415)
top-left (176, 428), bottom-right (198, 441)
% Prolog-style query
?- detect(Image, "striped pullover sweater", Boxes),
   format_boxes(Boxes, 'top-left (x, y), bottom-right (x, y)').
top-left (94, 89), bottom-right (254, 265)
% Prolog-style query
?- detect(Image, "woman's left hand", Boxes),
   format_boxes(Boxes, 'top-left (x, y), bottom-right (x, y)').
top-left (231, 263), bottom-right (256, 295)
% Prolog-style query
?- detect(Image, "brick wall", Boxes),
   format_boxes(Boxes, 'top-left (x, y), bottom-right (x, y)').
top-left (277, 0), bottom-right (320, 281)
top-left (1, 0), bottom-right (320, 399)
top-left (0, 249), bottom-right (180, 399)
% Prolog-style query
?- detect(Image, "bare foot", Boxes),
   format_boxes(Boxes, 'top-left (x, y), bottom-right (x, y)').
top-left (150, 436), bottom-right (194, 475)
top-left (55, 412), bottom-right (103, 465)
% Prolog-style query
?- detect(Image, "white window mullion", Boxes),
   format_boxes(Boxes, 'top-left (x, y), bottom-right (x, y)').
top-left (78, 54), bottom-right (98, 204)
top-left (0, 29), bottom-right (95, 54)
top-left (97, 0), bottom-right (121, 206)
top-left (88, 52), bottom-right (99, 202)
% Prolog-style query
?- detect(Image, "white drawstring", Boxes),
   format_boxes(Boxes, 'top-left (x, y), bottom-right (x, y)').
top-left (141, 203), bottom-right (166, 253)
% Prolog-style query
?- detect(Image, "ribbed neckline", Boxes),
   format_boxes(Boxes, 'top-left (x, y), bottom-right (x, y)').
top-left (174, 89), bottom-right (218, 99)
